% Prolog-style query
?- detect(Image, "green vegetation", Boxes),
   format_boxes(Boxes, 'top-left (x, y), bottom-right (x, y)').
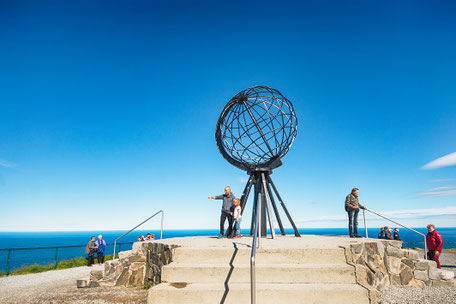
top-left (0, 254), bottom-right (115, 277)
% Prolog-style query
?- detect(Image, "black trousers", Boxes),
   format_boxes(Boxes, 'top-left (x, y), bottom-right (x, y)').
top-left (220, 211), bottom-right (233, 236)
top-left (97, 253), bottom-right (104, 264)
top-left (87, 253), bottom-right (94, 266)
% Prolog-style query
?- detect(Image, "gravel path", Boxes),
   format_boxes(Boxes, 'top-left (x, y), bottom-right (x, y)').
top-left (0, 265), bottom-right (147, 304)
top-left (382, 252), bottom-right (456, 304)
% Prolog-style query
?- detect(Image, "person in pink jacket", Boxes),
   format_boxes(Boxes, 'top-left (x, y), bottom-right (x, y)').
top-left (426, 224), bottom-right (443, 269)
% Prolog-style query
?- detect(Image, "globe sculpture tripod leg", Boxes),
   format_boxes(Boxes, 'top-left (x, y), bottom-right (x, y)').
top-left (267, 175), bottom-right (301, 237)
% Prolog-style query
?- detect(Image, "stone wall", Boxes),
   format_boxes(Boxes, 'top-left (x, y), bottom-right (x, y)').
top-left (90, 242), bottom-right (177, 287)
top-left (343, 240), bottom-right (454, 303)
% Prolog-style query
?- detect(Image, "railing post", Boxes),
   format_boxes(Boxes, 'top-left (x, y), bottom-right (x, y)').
top-left (6, 249), bottom-right (11, 276)
top-left (113, 240), bottom-right (117, 260)
top-left (54, 247), bottom-right (59, 269)
top-left (160, 211), bottom-right (164, 240)
top-left (424, 236), bottom-right (428, 260)
top-left (363, 209), bottom-right (368, 238)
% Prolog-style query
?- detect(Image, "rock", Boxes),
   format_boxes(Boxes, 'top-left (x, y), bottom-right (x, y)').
top-left (408, 279), bottom-right (425, 286)
top-left (88, 281), bottom-right (100, 288)
top-left (414, 270), bottom-right (429, 282)
top-left (389, 274), bottom-right (401, 285)
top-left (386, 246), bottom-right (404, 258)
top-left (118, 250), bottom-right (132, 260)
top-left (76, 279), bottom-right (89, 288)
top-left (115, 267), bottom-right (131, 286)
top-left (402, 249), bottom-right (420, 260)
top-left (429, 267), bottom-right (440, 280)
top-left (414, 260), bottom-right (430, 271)
top-left (90, 270), bottom-right (103, 282)
top-left (431, 280), bottom-right (455, 287)
top-left (438, 269), bottom-right (455, 280)
top-left (385, 256), bottom-right (402, 275)
top-left (352, 243), bottom-right (364, 255)
top-left (399, 265), bottom-right (413, 285)
top-left (402, 258), bottom-right (414, 269)
top-left (355, 264), bottom-right (370, 288)
top-left (387, 240), bottom-right (402, 249)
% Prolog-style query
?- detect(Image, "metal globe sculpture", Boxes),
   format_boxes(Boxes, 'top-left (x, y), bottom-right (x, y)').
top-left (216, 86), bottom-right (298, 171)
top-left (215, 86), bottom-right (300, 238)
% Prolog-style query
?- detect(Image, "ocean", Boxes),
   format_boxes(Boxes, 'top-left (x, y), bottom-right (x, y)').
top-left (1, 228), bottom-right (455, 272)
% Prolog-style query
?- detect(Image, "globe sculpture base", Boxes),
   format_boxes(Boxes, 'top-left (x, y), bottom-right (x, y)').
top-left (239, 168), bottom-right (301, 238)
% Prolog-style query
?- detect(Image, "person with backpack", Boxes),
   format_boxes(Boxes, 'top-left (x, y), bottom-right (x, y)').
top-left (94, 235), bottom-right (106, 264)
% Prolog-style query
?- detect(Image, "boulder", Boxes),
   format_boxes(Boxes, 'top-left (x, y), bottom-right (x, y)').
top-left (352, 243), bottom-right (364, 255)
top-left (414, 260), bottom-right (431, 271)
top-left (414, 270), bottom-right (429, 282)
top-left (401, 258), bottom-right (414, 269)
top-left (429, 267), bottom-right (440, 280)
top-left (399, 265), bottom-right (413, 285)
top-left (76, 279), bottom-right (89, 288)
top-left (118, 250), bottom-right (132, 261)
top-left (408, 279), bottom-right (425, 287)
top-left (431, 280), bottom-right (455, 287)
top-left (385, 256), bottom-right (401, 275)
top-left (386, 246), bottom-right (404, 258)
top-left (90, 270), bottom-right (103, 282)
top-left (403, 249), bottom-right (420, 260)
top-left (438, 269), bottom-right (455, 280)
top-left (389, 274), bottom-right (401, 285)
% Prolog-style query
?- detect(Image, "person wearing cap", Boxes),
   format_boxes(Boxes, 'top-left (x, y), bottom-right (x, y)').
top-left (344, 188), bottom-right (366, 238)
top-left (94, 235), bottom-right (106, 264)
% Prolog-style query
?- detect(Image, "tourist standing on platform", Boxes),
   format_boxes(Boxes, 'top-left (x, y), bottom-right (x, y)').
top-left (208, 186), bottom-right (235, 239)
top-left (393, 228), bottom-right (401, 241)
top-left (95, 235), bottom-right (106, 264)
top-left (232, 198), bottom-right (243, 238)
top-left (344, 188), bottom-right (366, 238)
top-left (377, 227), bottom-right (385, 239)
top-left (384, 226), bottom-right (393, 240)
top-left (85, 236), bottom-right (97, 266)
top-left (426, 224), bottom-right (443, 269)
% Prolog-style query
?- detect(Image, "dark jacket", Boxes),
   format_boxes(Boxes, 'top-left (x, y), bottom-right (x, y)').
top-left (393, 232), bottom-right (401, 241)
top-left (85, 240), bottom-right (97, 255)
top-left (345, 193), bottom-right (365, 212)
top-left (426, 230), bottom-right (443, 252)
top-left (384, 230), bottom-right (393, 240)
top-left (215, 193), bottom-right (235, 213)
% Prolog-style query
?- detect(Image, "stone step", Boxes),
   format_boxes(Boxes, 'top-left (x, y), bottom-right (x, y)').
top-left (172, 247), bottom-right (347, 265)
top-left (161, 263), bottom-right (356, 284)
top-left (147, 283), bottom-right (370, 304)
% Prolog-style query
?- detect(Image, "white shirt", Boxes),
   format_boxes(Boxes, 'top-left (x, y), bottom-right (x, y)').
top-left (233, 206), bottom-right (242, 219)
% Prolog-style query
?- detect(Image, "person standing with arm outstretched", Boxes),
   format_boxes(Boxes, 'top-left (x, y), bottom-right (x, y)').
top-left (209, 186), bottom-right (235, 239)
top-left (344, 188), bottom-right (366, 238)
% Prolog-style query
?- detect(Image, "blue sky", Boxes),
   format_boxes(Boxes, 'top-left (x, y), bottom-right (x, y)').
top-left (0, 0), bottom-right (455, 231)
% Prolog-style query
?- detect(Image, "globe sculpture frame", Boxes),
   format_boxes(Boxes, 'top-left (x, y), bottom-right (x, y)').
top-left (215, 86), bottom-right (300, 237)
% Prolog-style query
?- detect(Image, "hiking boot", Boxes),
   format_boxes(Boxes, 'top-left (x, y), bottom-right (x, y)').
top-left (354, 234), bottom-right (362, 238)
top-left (217, 234), bottom-right (224, 239)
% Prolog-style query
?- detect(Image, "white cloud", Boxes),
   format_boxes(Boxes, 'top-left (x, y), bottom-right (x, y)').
top-left (0, 159), bottom-right (14, 168)
top-left (430, 178), bottom-right (454, 183)
top-left (295, 206), bottom-right (456, 224)
top-left (422, 152), bottom-right (456, 170)
top-left (417, 185), bottom-right (456, 197)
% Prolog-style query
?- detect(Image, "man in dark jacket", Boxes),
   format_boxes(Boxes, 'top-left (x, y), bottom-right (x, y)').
top-left (85, 236), bottom-right (97, 266)
top-left (426, 224), bottom-right (443, 269)
top-left (345, 188), bottom-right (366, 238)
top-left (209, 186), bottom-right (235, 239)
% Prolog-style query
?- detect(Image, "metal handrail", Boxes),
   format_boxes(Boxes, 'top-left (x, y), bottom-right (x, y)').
top-left (0, 242), bottom-right (133, 276)
top-left (113, 210), bottom-right (164, 259)
top-left (250, 189), bottom-right (261, 304)
top-left (363, 208), bottom-right (428, 259)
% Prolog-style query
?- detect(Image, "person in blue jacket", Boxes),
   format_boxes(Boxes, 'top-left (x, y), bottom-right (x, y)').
top-left (95, 235), bottom-right (106, 264)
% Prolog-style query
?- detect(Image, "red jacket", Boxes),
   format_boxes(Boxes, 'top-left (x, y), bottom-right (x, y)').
top-left (426, 231), bottom-right (443, 252)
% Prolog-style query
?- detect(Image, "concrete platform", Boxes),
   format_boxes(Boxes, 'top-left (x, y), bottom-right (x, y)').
top-left (147, 235), bottom-right (374, 304)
